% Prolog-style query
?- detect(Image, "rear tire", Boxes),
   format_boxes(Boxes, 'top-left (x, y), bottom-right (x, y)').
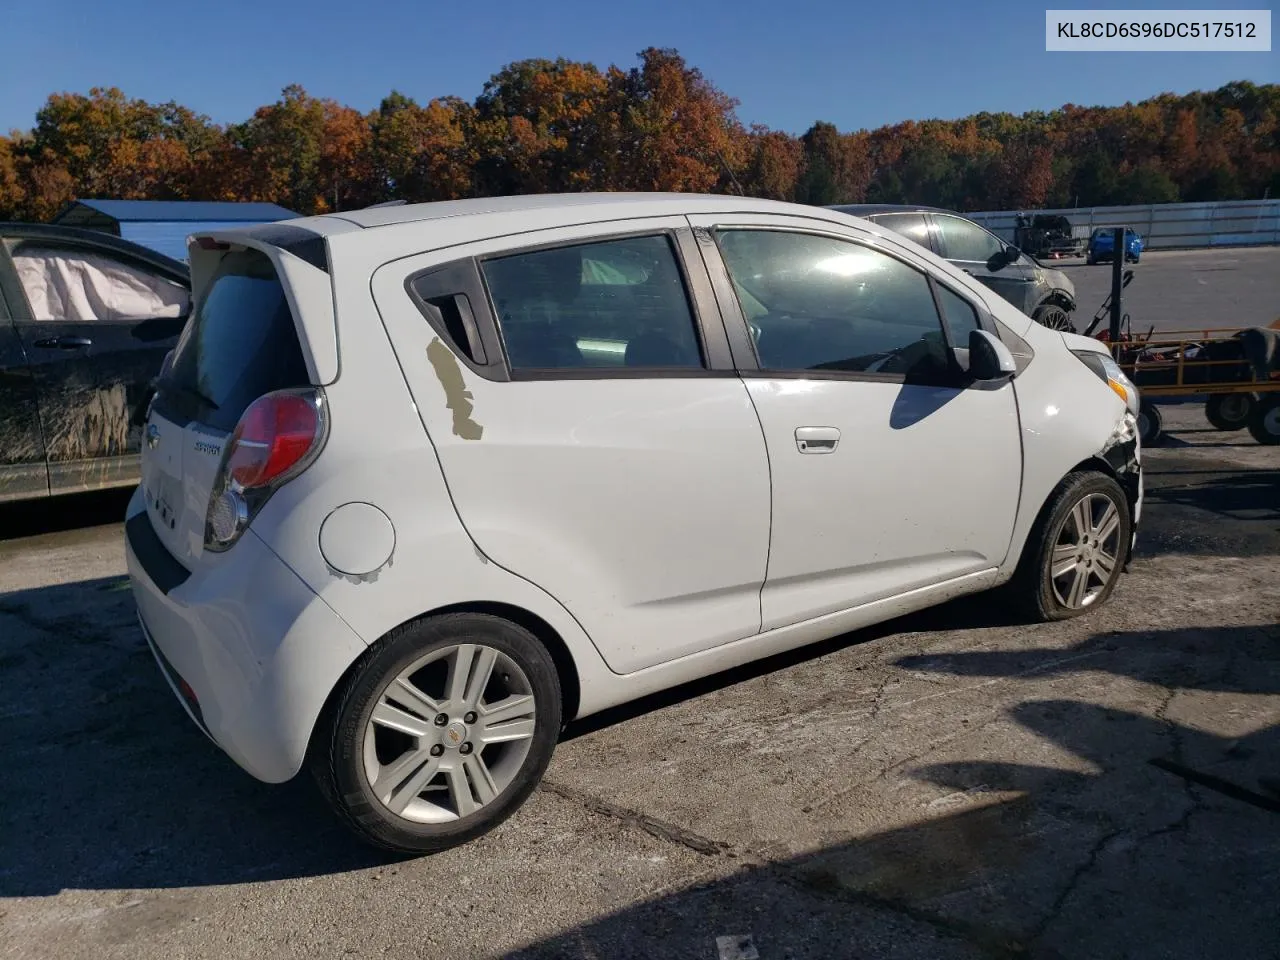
top-left (1205, 393), bottom-right (1254, 431)
top-left (1137, 399), bottom-right (1163, 445)
top-left (1246, 395), bottom-right (1280, 445)
top-left (1011, 472), bottom-right (1131, 622)
top-left (310, 613), bottom-right (562, 854)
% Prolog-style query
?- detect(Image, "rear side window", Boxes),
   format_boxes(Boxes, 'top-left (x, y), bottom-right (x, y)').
top-left (481, 235), bottom-right (705, 372)
top-left (934, 215), bottom-right (1005, 264)
top-left (162, 249), bottom-right (308, 431)
top-left (869, 213), bottom-right (932, 251)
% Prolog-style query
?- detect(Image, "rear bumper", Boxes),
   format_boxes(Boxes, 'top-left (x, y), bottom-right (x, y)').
top-left (125, 486), bottom-right (368, 783)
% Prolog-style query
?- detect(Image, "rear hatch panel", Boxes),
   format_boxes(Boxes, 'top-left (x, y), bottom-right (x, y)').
top-left (141, 241), bottom-right (321, 571)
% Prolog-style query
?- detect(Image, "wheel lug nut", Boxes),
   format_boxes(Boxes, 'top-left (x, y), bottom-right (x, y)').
top-left (429, 744), bottom-right (443, 756)
top-left (459, 742), bottom-right (473, 755)
top-left (434, 714), bottom-right (448, 726)
top-left (464, 712), bottom-right (477, 724)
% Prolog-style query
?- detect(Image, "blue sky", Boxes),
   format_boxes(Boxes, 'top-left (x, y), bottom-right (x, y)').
top-left (2, 0), bottom-right (1275, 135)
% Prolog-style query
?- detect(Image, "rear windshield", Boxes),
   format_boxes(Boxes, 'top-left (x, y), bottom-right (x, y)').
top-left (160, 249), bottom-right (308, 432)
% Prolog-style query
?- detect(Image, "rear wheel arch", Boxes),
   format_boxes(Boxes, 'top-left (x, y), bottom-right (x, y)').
top-left (307, 600), bottom-right (582, 761)
top-left (431, 601), bottom-right (582, 725)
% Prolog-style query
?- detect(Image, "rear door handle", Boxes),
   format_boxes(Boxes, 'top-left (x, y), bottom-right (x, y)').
top-left (795, 426), bottom-right (840, 454)
top-left (33, 336), bottom-right (93, 349)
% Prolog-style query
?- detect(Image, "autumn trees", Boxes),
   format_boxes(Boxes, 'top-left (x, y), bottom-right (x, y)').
top-left (0, 50), bottom-right (1276, 223)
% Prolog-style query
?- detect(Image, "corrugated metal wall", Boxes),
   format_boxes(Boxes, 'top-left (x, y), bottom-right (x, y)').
top-left (119, 220), bottom-right (266, 262)
top-left (965, 199), bottom-right (1280, 250)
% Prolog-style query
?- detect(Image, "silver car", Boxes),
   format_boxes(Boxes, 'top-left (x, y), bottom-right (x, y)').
top-left (829, 204), bottom-right (1078, 331)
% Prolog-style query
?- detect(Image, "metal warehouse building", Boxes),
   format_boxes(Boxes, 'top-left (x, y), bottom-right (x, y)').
top-left (51, 199), bottom-right (298, 262)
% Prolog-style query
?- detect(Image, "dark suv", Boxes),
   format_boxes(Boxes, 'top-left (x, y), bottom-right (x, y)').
top-left (828, 204), bottom-right (1078, 331)
top-left (0, 223), bottom-right (191, 503)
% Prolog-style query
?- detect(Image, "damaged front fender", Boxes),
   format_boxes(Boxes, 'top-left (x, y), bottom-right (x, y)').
top-left (1097, 412), bottom-right (1143, 570)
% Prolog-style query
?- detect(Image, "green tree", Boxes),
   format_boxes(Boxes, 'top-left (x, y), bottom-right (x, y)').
top-left (1121, 164), bottom-right (1180, 204)
top-left (739, 125), bottom-right (802, 201)
top-left (369, 92), bottom-right (474, 201)
top-left (470, 58), bottom-right (608, 194)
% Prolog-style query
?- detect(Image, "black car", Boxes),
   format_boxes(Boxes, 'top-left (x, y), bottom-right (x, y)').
top-left (828, 204), bottom-right (1078, 331)
top-left (0, 223), bottom-right (191, 503)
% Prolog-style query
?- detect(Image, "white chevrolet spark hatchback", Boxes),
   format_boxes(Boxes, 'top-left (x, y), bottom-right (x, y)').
top-left (127, 193), bottom-right (1142, 853)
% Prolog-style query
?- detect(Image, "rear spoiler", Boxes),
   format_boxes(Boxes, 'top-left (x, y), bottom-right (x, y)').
top-left (187, 219), bottom-right (360, 386)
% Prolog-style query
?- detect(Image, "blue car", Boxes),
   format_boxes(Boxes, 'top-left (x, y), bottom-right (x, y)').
top-left (1087, 227), bottom-right (1144, 265)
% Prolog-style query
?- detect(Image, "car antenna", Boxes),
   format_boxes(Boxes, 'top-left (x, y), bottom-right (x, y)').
top-left (363, 199), bottom-right (408, 209)
top-left (715, 149), bottom-right (745, 196)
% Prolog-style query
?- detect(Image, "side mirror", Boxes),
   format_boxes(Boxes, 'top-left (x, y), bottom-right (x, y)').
top-left (987, 245), bottom-right (1021, 272)
top-left (968, 329), bottom-right (1017, 381)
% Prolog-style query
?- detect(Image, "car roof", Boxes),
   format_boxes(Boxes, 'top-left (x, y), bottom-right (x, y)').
top-left (0, 221), bottom-right (191, 279)
top-left (313, 192), bottom-right (859, 231)
top-left (825, 203), bottom-right (959, 217)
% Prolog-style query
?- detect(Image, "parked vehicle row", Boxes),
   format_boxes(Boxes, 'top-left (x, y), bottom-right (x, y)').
top-left (125, 193), bottom-right (1143, 855)
top-left (0, 223), bottom-right (190, 502)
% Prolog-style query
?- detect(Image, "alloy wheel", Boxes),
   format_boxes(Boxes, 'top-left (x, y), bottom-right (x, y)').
top-left (1048, 492), bottom-right (1123, 609)
top-left (362, 643), bottom-right (537, 823)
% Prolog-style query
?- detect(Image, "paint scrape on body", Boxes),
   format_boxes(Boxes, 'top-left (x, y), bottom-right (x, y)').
top-left (425, 338), bottom-right (483, 440)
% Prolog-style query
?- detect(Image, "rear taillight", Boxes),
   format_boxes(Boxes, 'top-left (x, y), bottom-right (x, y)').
top-left (205, 388), bottom-right (327, 552)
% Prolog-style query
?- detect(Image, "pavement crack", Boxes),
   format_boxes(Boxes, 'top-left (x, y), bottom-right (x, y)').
top-left (863, 668), bottom-right (895, 724)
top-left (805, 710), bottom-right (1007, 818)
top-left (1030, 828), bottom-right (1125, 944)
top-left (538, 780), bottom-right (731, 857)
top-left (1150, 684), bottom-right (1207, 830)
top-left (1140, 796), bottom-right (1202, 841)
top-left (541, 778), bottom-right (1025, 958)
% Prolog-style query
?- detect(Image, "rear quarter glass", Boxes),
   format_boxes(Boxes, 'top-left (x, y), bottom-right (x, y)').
top-left (160, 249), bottom-right (310, 432)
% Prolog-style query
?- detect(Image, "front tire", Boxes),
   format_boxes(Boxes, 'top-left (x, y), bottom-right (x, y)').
top-left (310, 613), bottom-right (562, 854)
top-left (1012, 472), bottom-right (1131, 622)
top-left (1247, 395), bottom-right (1280, 445)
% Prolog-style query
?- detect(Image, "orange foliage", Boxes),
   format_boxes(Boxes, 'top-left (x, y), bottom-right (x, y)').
top-left (0, 66), bottom-right (1275, 222)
